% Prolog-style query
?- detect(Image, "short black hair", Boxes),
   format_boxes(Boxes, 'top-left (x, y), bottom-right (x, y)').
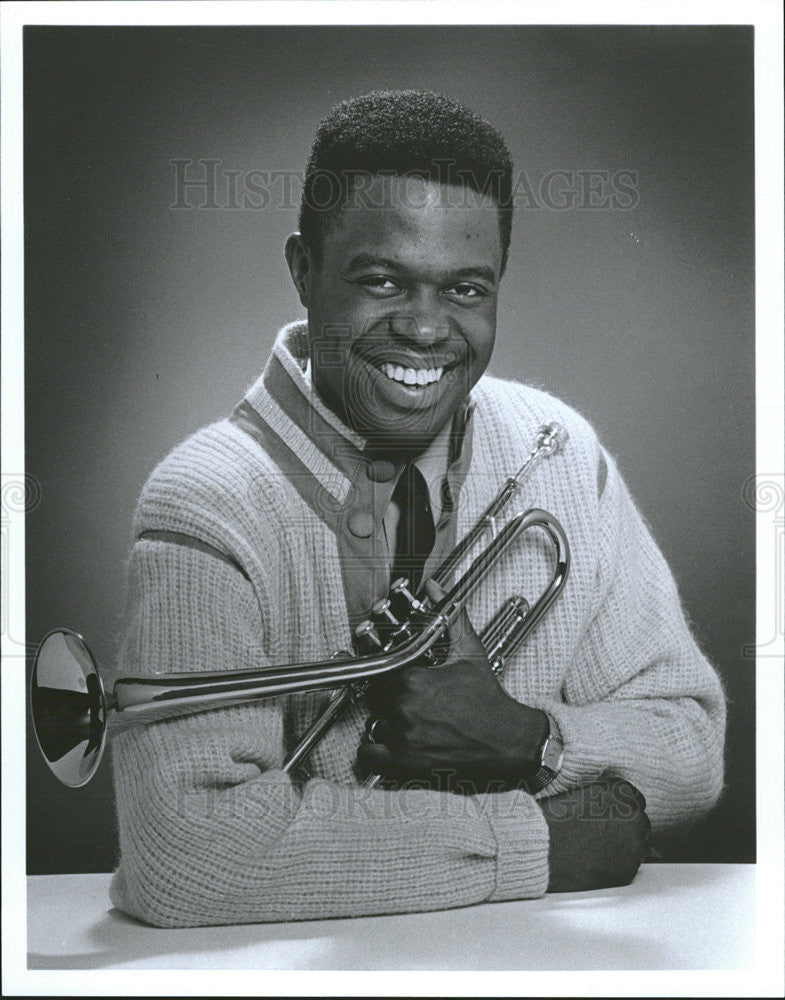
top-left (299, 90), bottom-right (514, 264)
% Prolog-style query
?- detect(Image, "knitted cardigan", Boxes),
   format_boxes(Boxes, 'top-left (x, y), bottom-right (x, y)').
top-left (109, 322), bottom-right (725, 928)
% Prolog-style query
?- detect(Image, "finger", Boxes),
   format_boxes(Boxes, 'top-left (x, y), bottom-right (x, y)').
top-left (613, 776), bottom-right (646, 812)
top-left (418, 580), bottom-right (484, 664)
top-left (357, 743), bottom-right (431, 779)
top-left (357, 742), bottom-right (394, 774)
top-left (357, 742), bottom-right (444, 783)
top-left (447, 604), bottom-right (481, 646)
top-left (625, 780), bottom-right (647, 812)
top-left (362, 717), bottom-right (402, 748)
top-left (365, 680), bottom-right (412, 723)
top-left (603, 775), bottom-right (647, 815)
top-left (642, 812), bottom-right (653, 849)
top-left (623, 782), bottom-right (648, 822)
top-left (365, 674), bottom-right (406, 715)
top-left (437, 604), bottom-right (486, 666)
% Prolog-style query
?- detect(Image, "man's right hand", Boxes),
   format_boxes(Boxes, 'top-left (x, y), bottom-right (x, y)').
top-left (539, 777), bottom-right (652, 893)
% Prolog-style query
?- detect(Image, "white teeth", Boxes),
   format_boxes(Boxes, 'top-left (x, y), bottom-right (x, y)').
top-left (378, 362), bottom-right (446, 386)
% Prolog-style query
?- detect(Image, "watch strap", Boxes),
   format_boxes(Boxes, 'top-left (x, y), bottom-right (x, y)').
top-left (523, 717), bottom-right (564, 794)
top-left (522, 763), bottom-right (558, 794)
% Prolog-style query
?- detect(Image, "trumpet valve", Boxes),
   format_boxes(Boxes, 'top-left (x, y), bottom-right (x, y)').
top-left (371, 597), bottom-right (400, 627)
top-left (354, 619), bottom-right (383, 650)
top-left (389, 577), bottom-right (423, 611)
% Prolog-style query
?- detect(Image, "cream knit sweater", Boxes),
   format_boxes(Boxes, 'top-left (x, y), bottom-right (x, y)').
top-left (109, 323), bottom-right (725, 927)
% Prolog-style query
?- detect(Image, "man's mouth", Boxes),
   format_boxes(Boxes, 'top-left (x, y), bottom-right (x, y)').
top-left (377, 362), bottom-right (445, 387)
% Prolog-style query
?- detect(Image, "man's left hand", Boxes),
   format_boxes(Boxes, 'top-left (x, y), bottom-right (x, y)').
top-left (357, 594), bottom-right (549, 789)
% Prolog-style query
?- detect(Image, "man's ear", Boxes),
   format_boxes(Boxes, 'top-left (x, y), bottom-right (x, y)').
top-left (285, 233), bottom-right (312, 309)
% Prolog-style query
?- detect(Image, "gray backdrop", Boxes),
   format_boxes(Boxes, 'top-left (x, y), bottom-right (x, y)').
top-left (25, 25), bottom-right (755, 872)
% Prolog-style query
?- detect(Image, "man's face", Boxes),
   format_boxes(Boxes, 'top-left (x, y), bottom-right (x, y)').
top-left (287, 175), bottom-right (503, 454)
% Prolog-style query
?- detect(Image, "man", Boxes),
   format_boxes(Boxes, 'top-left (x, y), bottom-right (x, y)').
top-left (110, 91), bottom-right (725, 927)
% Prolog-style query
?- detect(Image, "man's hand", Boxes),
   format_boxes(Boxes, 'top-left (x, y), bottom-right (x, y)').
top-left (540, 777), bottom-right (652, 892)
top-left (357, 598), bottom-right (549, 789)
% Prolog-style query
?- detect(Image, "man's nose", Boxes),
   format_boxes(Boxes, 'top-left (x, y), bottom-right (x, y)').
top-left (388, 314), bottom-right (451, 345)
top-left (388, 293), bottom-right (451, 345)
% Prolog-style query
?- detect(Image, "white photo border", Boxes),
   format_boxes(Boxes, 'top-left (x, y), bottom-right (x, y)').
top-left (2, 1), bottom-right (782, 996)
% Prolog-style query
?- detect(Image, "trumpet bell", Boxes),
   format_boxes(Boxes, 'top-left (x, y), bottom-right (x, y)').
top-left (30, 629), bottom-right (109, 788)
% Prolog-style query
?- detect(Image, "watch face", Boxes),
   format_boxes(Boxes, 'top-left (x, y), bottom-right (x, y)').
top-left (542, 735), bottom-right (564, 773)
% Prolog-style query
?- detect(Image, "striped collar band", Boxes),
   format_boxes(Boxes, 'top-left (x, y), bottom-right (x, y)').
top-left (242, 321), bottom-right (474, 505)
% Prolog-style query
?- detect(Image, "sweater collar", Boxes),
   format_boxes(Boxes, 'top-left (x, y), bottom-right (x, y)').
top-left (244, 320), bottom-right (474, 504)
top-left (236, 321), bottom-right (475, 626)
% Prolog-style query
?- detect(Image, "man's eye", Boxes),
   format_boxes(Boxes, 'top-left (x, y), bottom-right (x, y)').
top-left (446, 283), bottom-right (486, 299)
top-left (358, 276), bottom-right (401, 295)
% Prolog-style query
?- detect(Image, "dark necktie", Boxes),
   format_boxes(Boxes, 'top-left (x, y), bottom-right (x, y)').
top-left (391, 463), bottom-right (435, 593)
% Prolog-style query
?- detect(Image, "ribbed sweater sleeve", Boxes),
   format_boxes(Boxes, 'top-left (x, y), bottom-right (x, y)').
top-left (528, 452), bottom-right (726, 828)
top-left (109, 539), bottom-right (549, 927)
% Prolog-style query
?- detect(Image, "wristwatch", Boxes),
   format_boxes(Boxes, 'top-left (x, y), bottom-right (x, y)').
top-left (524, 717), bottom-right (564, 793)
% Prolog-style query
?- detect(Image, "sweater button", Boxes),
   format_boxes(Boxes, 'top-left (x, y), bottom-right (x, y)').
top-left (366, 460), bottom-right (396, 482)
top-left (347, 510), bottom-right (374, 538)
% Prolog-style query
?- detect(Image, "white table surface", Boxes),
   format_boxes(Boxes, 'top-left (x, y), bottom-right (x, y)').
top-left (26, 863), bottom-right (755, 971)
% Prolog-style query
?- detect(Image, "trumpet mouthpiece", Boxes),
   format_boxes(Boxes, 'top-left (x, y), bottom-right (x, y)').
top-left (537, 421), bottom-right (569, 454)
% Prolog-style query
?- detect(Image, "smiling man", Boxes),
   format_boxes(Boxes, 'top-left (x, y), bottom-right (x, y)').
top-left (110, 91), bottom-right (725, 927)
top-left (286, 172), bottom-right (500, 454)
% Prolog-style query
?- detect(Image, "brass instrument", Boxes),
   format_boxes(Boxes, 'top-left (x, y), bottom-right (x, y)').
top-left (31, 422), bottom-right (569, 789)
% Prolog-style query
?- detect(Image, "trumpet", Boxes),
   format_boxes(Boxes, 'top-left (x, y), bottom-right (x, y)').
top-left (31, 422), bottom-right (570, 789)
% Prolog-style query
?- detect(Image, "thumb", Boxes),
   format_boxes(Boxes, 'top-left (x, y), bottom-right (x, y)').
top-left (422, 577), bottom-right (479, 650)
